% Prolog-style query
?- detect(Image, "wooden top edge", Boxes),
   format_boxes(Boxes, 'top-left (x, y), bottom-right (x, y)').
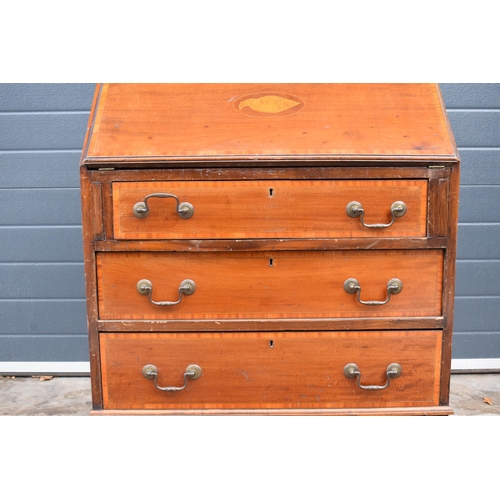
top-left (81, 83), bottom-right (103, 166)
top-left (81, 154), bottom-right (460, 165)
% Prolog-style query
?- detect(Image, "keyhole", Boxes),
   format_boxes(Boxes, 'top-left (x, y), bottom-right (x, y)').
top-left (269, 340), bottom-right (274, 348)
top-left (269, 258), bottom-right (274, 266)
top-left (269, 188), bottom-right (274, 197)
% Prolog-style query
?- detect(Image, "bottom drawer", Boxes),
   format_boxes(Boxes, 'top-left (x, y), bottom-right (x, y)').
top-left (100, 331), bottom-right (442, 410)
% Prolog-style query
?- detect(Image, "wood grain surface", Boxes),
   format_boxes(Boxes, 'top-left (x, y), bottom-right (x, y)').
top-left (83, 84), bottom-right (457, 163)
top-left (112, 179), bottom-right (428, 239)
top-left (97, 250), bottom-right (444, 320)
top-left (100, 330), bottom-right (442, 410)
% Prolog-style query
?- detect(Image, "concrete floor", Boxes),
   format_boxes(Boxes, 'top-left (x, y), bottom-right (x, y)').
top-left (1, 373), bottom-right (499, 415)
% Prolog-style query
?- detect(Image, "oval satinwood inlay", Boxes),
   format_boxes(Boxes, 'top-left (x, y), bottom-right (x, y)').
top-left (234, 92), bottom-right (305, 117)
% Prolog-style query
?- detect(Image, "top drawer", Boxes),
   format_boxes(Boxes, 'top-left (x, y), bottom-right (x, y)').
top-left (112, 179), bottom-right (428, 240)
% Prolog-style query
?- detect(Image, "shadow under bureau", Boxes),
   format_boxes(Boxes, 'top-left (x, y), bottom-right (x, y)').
top-left (80, 83), bottom-right (459, 415)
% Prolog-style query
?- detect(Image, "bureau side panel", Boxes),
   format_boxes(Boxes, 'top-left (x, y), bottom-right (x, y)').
top-left (440, 163), bottom-right (460, 403)
top-left (80, 167), bottom-right (103, 408)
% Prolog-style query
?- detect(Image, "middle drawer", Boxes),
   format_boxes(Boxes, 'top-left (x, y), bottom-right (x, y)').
top-left (97, 250), bottom-right (443, 320)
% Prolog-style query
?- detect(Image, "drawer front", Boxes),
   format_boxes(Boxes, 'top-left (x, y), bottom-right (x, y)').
top-left (112, 180), bottom-right (428, 239)
top-left (97, 250), bottom-right (443, 320)
top-left (100, 331), bottom-right (442, 410)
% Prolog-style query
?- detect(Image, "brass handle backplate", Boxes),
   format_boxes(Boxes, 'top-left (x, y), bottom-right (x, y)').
top-left (343, 278), bottom-right (403, 306)
top-left (133, 192), bottom-right (194, 219)
top-left (344, 363), bottom-right (402, 391)
top-left (346, 201), bottom-right (407, 228)
top-left (137, 278), bottom-right (196, 306)
top-left (142, 364), bottom-right (202, 392)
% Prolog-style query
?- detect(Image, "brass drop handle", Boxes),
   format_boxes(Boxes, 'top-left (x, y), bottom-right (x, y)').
top-left (343, 278), bottom-right (403, 306)
top-left (133, 192), bottom-right (194, 219)
top-left (137, 278), bottom-right (196, 306)
top-left (142, 364), bottom-right (202, 392)
top-left (344, 363), bottom-right (402, 390)
top-left (346, 201), bottom-right (407, 228)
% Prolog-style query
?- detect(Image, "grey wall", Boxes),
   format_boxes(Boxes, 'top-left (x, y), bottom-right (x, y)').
top-left (0, 84), bottom-right (94, 361)
top-left (441, 84), bottom-right (500, 359)
top-left (0, 83), bottom-right (499, 366)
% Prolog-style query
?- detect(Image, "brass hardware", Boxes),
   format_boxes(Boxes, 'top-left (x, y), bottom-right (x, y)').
top-left (343, 363), bottom-right (402, 390)
top-left (346, 200), bottom-right (407, 228)
top-left (133, 192), bottom-right (194, 219)
top-left (428, 165), bottom-right (445, 169)
top-left (142, 364), bottom-right (202, 392)
top-left (343, 278), bottom-right (403, 306)
top-left (137, 278), bottom-right (196, 306)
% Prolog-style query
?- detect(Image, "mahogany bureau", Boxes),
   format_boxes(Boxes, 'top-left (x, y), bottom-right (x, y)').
top-left (80, 83), bottom-right (460, 415)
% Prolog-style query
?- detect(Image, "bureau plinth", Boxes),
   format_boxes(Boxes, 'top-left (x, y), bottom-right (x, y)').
top-left (80, 83), bottom-right (459, 415)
